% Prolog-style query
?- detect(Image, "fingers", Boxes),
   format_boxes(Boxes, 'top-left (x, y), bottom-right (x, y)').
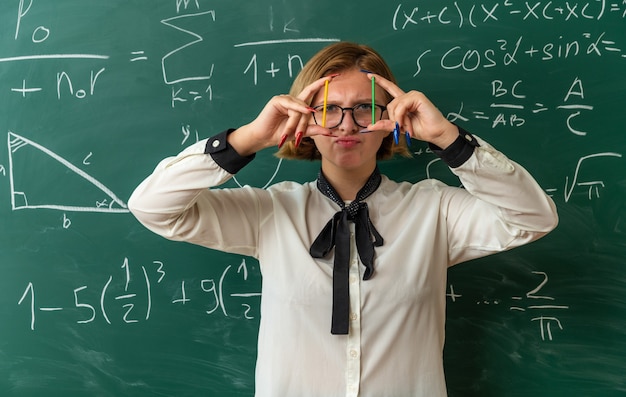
top-left (365, 72), bottom-right (405, 99)
top-left (364, 77), bottom-right (422, 144)
top-left (272, 95), bottom-right (331, 149)
top-left (388, 96), bottom-right (419, 134)
top-left (275, 94), bottom-right (316, 120)
top-left (278, 75), bottom-right (337, 146)
top-left (276, 76), bottom-right (335, 146)
top-left (277, 103), bottom-right (313, 148)
top-left (362, 72), bottom-right (414, 144)
top-left (278, 125), bottom-right (331, 148)
top-left (296, 74), bottom-right (338, 103)
top-left (368, 119), bottom-right (395, 133)
top-left (273, 74), bottom-right (345, 148)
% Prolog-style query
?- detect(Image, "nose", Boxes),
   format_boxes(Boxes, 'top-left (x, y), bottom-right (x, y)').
top-left (335, 109), bottom-right (359, 134)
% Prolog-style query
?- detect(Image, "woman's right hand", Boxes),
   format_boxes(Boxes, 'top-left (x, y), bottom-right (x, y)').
top-left (227, 76), bottom-right (335, 156)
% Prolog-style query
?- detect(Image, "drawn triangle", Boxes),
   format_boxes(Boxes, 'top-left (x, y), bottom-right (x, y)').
top-left (7, 131), bottom-right (128, 213)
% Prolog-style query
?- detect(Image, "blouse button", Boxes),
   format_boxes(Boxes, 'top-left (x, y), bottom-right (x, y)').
top-left (212, 140), bottom-right (220, 148)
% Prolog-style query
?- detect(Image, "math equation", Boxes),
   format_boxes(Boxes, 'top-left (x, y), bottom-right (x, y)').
top-left (17, 257), bottom-right (262, 331)
top-left (17, 256), bottom-right (568, 342)
top-left (447, 270), bottom-right (570, 341)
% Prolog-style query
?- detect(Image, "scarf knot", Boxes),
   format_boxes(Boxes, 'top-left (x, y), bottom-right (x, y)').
top-left (309, 168), bottom-right (384, 335)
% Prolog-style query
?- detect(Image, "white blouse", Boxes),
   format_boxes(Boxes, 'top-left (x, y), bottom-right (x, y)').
top-left (128, 131), bottom-right (558, 397)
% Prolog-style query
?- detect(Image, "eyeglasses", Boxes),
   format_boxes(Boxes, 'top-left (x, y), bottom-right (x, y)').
top-left (312, 103), bottom-right (387, 129)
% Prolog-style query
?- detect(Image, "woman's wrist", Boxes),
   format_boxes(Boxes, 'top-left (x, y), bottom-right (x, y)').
top-left (428, 122), bottom-right (460, 150)
top-left (227, 125), bottom-right (268, 157)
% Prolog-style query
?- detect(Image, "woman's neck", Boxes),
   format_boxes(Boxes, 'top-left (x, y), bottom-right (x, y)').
top-left (320, 163), bottom-right (377, 201)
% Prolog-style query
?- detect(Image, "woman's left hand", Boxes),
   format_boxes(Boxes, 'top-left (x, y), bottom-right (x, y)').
top-left (366, 73), bottom-right (459, 149)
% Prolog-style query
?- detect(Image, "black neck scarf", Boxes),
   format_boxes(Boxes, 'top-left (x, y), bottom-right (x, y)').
top-left (309, 167), bottom-right (384, 335)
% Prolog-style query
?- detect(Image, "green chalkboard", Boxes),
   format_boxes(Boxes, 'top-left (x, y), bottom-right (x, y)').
top-left (1, 1), bottom-right (625, 396)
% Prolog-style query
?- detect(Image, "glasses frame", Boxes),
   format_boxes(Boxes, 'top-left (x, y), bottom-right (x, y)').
top-left (312, 103), bottom-right (387, 129)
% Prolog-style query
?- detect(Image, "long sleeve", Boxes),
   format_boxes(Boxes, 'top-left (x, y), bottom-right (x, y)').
top-left (127, 133), bottom-right (264, 258)
top-left (432, 133), bottom-right (559, 266)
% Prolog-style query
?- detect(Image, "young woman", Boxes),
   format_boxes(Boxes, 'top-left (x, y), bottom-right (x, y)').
top-left (129, 42), bottom-right (558, 397)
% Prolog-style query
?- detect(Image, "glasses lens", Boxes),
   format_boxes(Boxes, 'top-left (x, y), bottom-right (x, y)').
top-left (353, 104), bottom-right (381, 127)
top-left (314, 105), bottom-right (342, 128)
top-left (324, 105), bottom-right (342, 128)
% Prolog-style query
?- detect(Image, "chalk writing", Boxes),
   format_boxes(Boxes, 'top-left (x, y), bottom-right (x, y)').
top-left (175, 0), bottom-right (199, 13)
top-left (130, 50), bottom-right (148, 62)
top-left (243, 53), bottom-right (305, 85)
top-left (413, 32), bottom-right (624, 78)
top-left (446, 284), bottom-right (463, 302)
top-left (7, 132), bottom-right (128, 214)
top-left (5, 0), bottom-right (110, 101)
top-left (233, 158), bottom-right (284, 189)
top-left (15, 0), bottom-right (50, 42)
top-left (56, 68), bottom-right (106, 99)
top-left (171, 79), bottom-right (213, 108)
top-left (448, 271), bottom-right (570, 341)
top-left (160, 10), bottom-right (217, 109)
top-left (456, 77), bottom-right (598, 134)
top-left (181, 124), bottom-right (200, 145)
top-left (393, 1), bottom-right (626, 30)
top-left (564, 152), bottom-right (623, 202)
top-left (17, 258), bottom-right (261, 330)
top-left (172, 259), bottom-right (261, 320)
top-left (511, 271), bottom-right (570, 341)
top-left (21, 260), bottom-right (572, 340)
top-left (233, 38), bottom-right (341, 48)
top-left (0, 54), bottom-right (110, 63)
top-left (160, 10), bottom-right (216, 85)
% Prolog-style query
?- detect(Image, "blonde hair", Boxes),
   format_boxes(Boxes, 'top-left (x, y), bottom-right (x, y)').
top-left (276, 42), bottom-right (411, 160)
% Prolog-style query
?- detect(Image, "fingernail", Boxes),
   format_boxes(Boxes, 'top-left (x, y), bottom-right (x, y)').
top-left (278, 134), bottom-right (288, 149)
top-left (393, 122), bottom-right (400, 145)
top-left (295, 131), bottom-right (304, 147)
top-left (359, 129), bottom-right (372, 134)
top-left (360, 69), bottom-right (374, 74)
top-left (306, 106), bottom-right (317, 113)
top-left (328, 73), bottom-right (340, 78)
top-left (405, 131), bottom-right (411, 147)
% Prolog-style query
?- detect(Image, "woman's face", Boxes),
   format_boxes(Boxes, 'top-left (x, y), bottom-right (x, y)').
top-left (310, 68), bottom-right (390, 176)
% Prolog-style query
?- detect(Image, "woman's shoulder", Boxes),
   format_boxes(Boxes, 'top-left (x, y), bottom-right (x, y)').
top-left (380, 174), bottom-right (449, 193)
top-left (265, 180), bottom-right (315, 193)
top-left (262, 180), bottom-right (318, 202)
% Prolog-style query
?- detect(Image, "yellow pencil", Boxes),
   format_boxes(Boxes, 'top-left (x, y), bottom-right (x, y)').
top-left (322, 79), bottom-right (329, 127)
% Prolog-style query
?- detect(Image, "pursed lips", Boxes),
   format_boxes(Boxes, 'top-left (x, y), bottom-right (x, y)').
top-left (334, 137), bottom-right (361, 148)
